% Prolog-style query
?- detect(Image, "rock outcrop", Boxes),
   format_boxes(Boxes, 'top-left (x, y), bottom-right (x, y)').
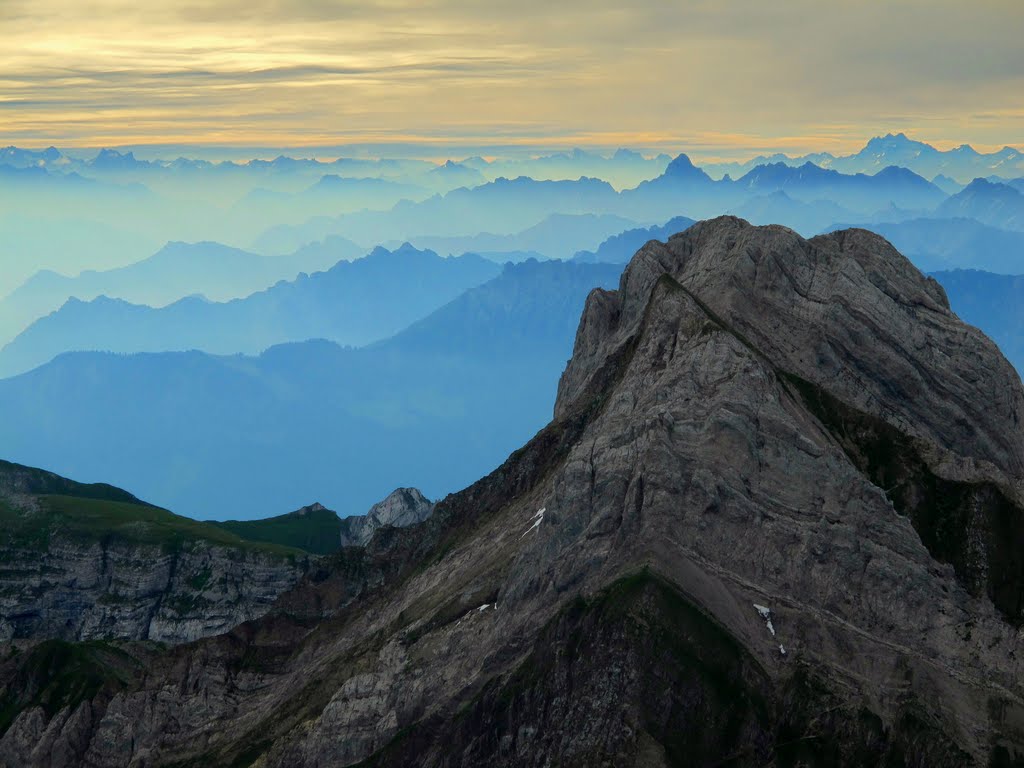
top-left (338, 487), bottom-right (434, 546)
top-left (0, 537), bottom-right (308, 644)
top-left (2, 217), bottom-right (1023, 766)
top-left (0, 461), bottom-right (310, 644)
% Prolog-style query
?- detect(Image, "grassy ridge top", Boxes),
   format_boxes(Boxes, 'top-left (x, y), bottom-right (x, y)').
top-left (212, 506), bottom-right (342, 556)
top-left (0, 495), bottom-right (304, 556)
top-left (0, 459), bottom-right (351, 556)
top-left (0, 459), bottom-right (306, 556)
top-left (0, 458), bottom-right (149, 506)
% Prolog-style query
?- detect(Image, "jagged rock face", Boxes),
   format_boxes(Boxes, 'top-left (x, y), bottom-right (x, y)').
top-left (339, 487), bottom-right (433, 546)
top-left (3, 217), bottom-right (1023, 767)
top-left (557, 217), bottom-right (1024, 624)
top-left (557, 219), bottom-right (1024, 484)
top-left (0, 537), bottom-right (308, 644)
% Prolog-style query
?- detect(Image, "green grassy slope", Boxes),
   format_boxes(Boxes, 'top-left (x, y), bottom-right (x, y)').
top-left (0, 460), bottom-right (302, 556)
top-left (212, 505), bottom-right (342, 555)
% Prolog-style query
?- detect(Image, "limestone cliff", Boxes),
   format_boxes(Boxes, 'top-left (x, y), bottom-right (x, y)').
top-left (0, 460), bottom-right (310, 644)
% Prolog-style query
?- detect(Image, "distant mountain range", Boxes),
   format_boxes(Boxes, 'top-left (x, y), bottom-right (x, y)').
top-left (8, 136), bottom-right (1019, 189)
top-left (733, 162), bottom-right (945, 212)
top-left (254, 154), bottom-right (952, 251)
top-left (0, 238), bottom-right (364, 346)
top-left (618, 156), bottom-right (945, 231)
top-left (0, 145), bottom-right (670, 191)
top-left (465, 147), bottom-right (672, 189)
top-left (0, 146), bottom-right (434, 183)
top-left (8, 195), bottom-right (1024, 378)
top-left (729, 191), bottom-right (855, 235)
top-left (702, 133), bottom-right (1024, 183)
top-left (935, 178), bottom-right (1024, 231)
top-left (6, 136), bottom-right (1021, 292)
top-left (0, 258), bottom-right (624, 518)
top-left (573, 216), bottom-right (697, 262)
top-left (234, 174), bottom-right (433, 220)
top-left (404, 213), bottom-right (640, 260)
top-left (0, 244), bottom-right (501, 376)
top-left (426, 159), bottom-right (488, 189)
top-left (252, 175), bottom-right (623, 254)
top-left (845, 218), bottom-right (1024, 274)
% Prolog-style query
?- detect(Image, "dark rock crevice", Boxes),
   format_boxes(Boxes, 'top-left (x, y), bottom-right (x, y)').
top-left (645, 264), bottom-right (1024, 628)
top-left (782, 370), bottom-right (1024, 625)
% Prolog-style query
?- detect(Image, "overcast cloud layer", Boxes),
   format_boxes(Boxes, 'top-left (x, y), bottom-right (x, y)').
top-left (1, 0), bottom-right (1022, 158)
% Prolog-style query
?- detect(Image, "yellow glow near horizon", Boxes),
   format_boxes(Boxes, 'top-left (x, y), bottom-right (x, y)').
top-left (2, 0), bottom-right (1022, 159)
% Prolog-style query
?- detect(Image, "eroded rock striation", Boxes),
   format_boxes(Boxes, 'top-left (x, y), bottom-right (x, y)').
top-left (0, 537), bottom-right (308, 645)
top-left (2, 217), bottom-right (1023, 766)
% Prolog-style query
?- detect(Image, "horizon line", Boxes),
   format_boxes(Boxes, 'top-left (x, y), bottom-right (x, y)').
top-left (3, 131), bottom-right (1022, 166)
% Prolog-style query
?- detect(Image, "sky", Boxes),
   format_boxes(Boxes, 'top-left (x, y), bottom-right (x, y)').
top-left (1, 0), bottom-right (1022, 160)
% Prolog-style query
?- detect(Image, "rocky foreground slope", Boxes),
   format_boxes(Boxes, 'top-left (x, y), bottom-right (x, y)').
top-left (2, 216), bottom-right (1023, 766)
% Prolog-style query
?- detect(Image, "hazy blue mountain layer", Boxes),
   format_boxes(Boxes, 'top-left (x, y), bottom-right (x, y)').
top-left (403, 212), bottom-right (639, 260)
top-left (0, 238), bottom-right (364, 346)
top-left (728, 191), bottom-right (855, 236)
top-left (0, 244), bottom-right (500, 376)
top-left (846, 217), bottom-right (1024, 274)
top-left (252, 154), bottom-right (948, 254)
top-left (733, 162), bottom-right (945, 212)
top-left (573, 215), bottom-right (696, 262)
top-left (931, 269), bottom-right (1024, 374)
top-left (936, 178), bottom-right (1024, 231)
top-left (0, 259), bottom-right (623, 519)
top-left (5, 136), bottom-right (1021, 296)
top-left (252, 175), bottom-right (623, 254)
top-left (702, 133), bottom-right (1024, 183)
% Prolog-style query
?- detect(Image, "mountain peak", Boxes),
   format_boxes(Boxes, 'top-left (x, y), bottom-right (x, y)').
top-left (339, 486), bottom-right (434, 547)
top-left (873, 164), bottom-right (929, 183)
top-left (862, 132), bottom-right (931, 153)
top-left (289, 501), bottom-right (334, 517)
top-left (557, 215), bottom-right (1008, 438)
top-left (542, 214), bottom-right (1024, 761)
top-left (953, 143), bottom-right (980, 156)
top-left (660, 153), bottom-right (711, 181)
top-left (877, 131), bottom-right (912, 143)
top-left (960, 176), bottom-right (1019, 195)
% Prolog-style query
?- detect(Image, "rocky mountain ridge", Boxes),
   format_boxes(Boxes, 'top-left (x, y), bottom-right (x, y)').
top-left (1, 217), bottom-right (1022, 766)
